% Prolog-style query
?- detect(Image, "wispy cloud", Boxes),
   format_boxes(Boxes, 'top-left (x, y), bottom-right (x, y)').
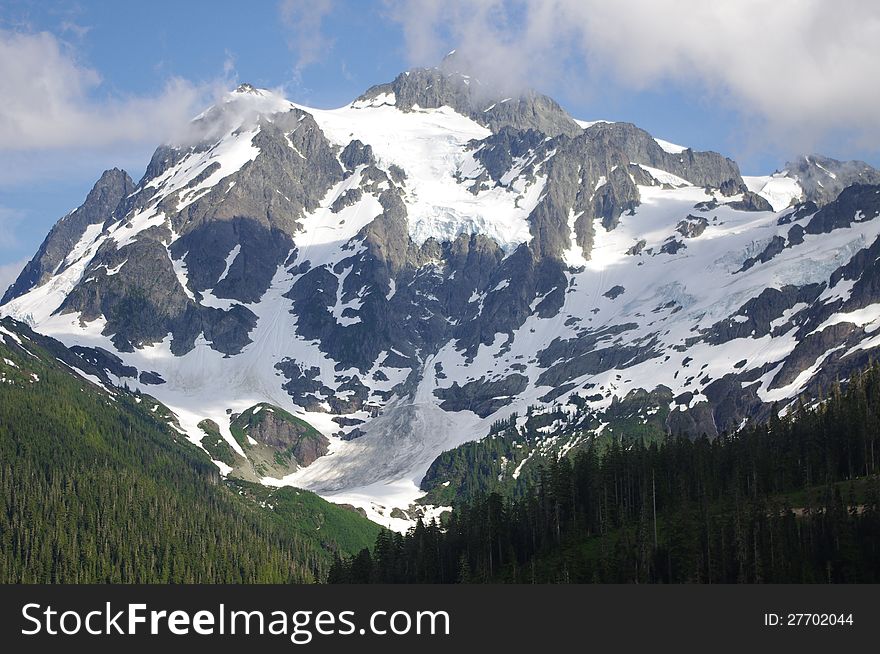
top-left (58, 20), bottom-right (91, 40)
top-left (385, 0), bottom-right (880, 155)
top-left (279, 0), bottom-right (336, 78)
top-left (0, 29), bottom-right (213, 151)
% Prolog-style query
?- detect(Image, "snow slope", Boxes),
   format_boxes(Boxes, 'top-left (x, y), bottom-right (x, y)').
top-left (5, 83), bottom-right (880, 530)
top-left (297, 100), bottom-right (545, 252)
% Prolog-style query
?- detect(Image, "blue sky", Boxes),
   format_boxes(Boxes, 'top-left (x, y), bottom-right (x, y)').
top-left (2, 0), bottom-right (879, 289)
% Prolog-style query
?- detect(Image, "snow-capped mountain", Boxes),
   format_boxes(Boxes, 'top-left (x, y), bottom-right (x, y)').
top-left (4, 61), bottom-right (880, 528)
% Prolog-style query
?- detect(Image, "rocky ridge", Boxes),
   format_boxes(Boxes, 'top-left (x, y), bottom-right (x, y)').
top-left (4, 64), bottom-right (880, 528)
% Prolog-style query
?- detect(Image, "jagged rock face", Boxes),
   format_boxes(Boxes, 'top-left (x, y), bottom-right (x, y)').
top-left (233, 404), bottom-right (329, 466)
top-left (434, 373), bottom-right (528, 417)
top-left (69, 344), bottom-right (165, 385)
top-left (805, 183), bottom-right (880, 234)
top-left (506, 120), bottom-right (745, 261)
top-left (2, 169), bottom-right (134, 304)
top-left (5, 93), bottom-right (346, 355)
top-left (56, 227), bottom-right (260, 354)
top-left (170, 219), bottom-right (295, 304)
top-left (727, 191), bottom-right (773, 212)
top-left (169, 111), bottom-right (343, 236)
top-left (738, 184), bottom-right (880, 274)
top-left (705, 285), bottom-right (825, 345)
top-left (197, 403), bottom-right (329, 482)
top-left (5, 69), bottom-right (880, 520)
top-left (581, 122), bottom-right (743, 190)
top-left (784, 155), bottom-right (880, 206)
top-left (356, 64), bottom-right (583, 138)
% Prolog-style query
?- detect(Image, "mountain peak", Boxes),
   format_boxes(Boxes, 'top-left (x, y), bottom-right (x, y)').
top-left (353, 59), bottom-right (582, 138)
top-left (781, 154), bottom-right (880, 205)
top-left (179, 84), bottom-right (294, 145)
top-left (437, 48), bottom-right (469, 75)
top-left (233, 82), bottom-right (260, 95)
top-left (9, 60), bottom-right (880, 526)
top-left (219, 83), bottom-right (288, 109)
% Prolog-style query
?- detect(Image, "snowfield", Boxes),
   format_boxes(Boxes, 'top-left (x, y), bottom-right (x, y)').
top-left (4, 85), bottom-right (880, 530)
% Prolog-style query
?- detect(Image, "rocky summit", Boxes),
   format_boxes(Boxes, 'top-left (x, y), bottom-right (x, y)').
top-left (4, 62), bottom-right (880, 528)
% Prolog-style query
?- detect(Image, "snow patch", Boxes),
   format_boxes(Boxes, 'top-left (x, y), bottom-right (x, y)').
top-left (653, 137), bottom-right (688, 154)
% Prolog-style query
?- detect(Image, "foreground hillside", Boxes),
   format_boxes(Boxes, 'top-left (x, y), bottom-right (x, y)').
top-left (331, 364), bottom-right (880, 583)
top-left (0, 318), bottom-right (380, 583)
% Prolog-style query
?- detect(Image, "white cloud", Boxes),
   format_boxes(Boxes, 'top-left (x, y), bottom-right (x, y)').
top-left (385, 0), bottom-right (880, 153)
top-left (0, 29), bottom-right (211, 151)
top-left (279, 0), bottom-right (336, 76)
top-left (0, 28), bottom-right (237, 258)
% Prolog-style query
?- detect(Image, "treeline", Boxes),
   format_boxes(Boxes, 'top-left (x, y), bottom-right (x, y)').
top-left (331, 365), bottom-right (880, 583)
top-left (0, 330), bottom-right (368, 583)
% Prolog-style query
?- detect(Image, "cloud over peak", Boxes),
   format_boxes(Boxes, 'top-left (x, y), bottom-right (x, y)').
top-left (385, 0), bottom-right (880, 153)
top-left (0, 29), bottom-right (209, 151)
